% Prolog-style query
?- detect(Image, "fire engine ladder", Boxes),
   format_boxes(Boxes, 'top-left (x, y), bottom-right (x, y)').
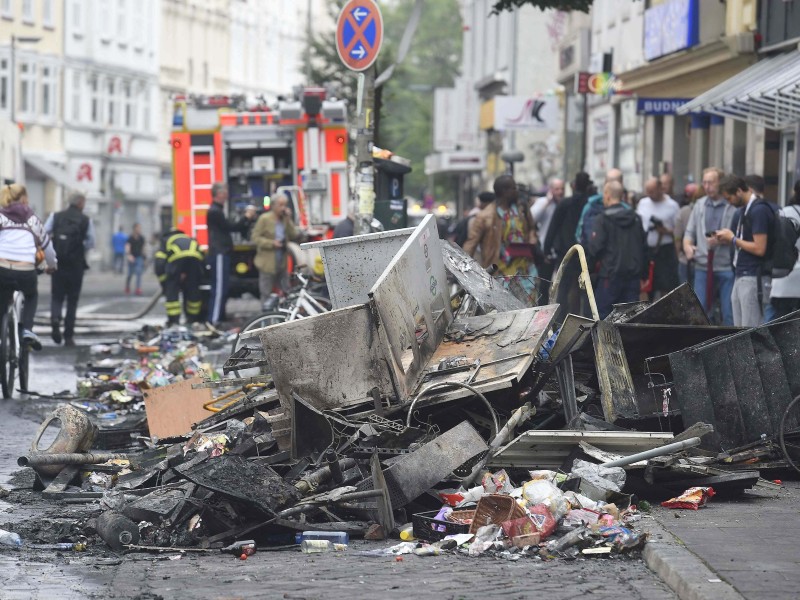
top-left (190, 145), bottom-right (215, 241)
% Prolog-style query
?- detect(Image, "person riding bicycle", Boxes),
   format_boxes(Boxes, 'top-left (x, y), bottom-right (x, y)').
top-left (0, 184), bottom-right (56, 351)
top-left (154, 229), bottom-right (205, 326)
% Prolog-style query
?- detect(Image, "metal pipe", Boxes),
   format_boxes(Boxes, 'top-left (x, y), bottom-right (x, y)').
top-left (294, 458), bottom-right (358, 495)
top-left (18, 452), bottom-right (127, 468)
top-left (599, 437), bottom-right (702, 468)
top-left (548, 244), bottom-right (600, 321)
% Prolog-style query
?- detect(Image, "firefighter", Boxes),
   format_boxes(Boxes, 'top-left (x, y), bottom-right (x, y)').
top-left (154, 229), bottom-right (205, 326)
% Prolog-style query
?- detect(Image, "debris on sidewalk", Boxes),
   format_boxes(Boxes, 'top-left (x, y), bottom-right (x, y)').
top-left (13, 217), bottom-right (798, 562)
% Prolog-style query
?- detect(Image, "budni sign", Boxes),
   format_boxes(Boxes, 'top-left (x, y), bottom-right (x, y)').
top-left (636, 98), bottom-right (691, 116)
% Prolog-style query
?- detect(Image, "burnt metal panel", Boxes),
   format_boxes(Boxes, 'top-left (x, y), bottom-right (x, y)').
top-left (369, 214), bottom-right (453, 401)
top-left (357, 421), bottom-right (488, 508)
top-left (260, 305), bottom-right (395, 415)
top-left (668, 317), bottom-right (800, 451)
top-left (609, 284), bottom-right (710, 326)
top-left (592, 320), bottom-right (638, 423)
top-left (441, 241), bottom-right (525, 313)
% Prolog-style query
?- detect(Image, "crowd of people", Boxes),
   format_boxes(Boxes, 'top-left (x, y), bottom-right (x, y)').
top-left (451, 167), bottom-right (800, 325)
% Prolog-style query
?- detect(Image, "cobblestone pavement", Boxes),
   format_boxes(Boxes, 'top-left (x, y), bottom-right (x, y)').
top-left (652, 482), bottom-right (800, 600)
top-left (0, 348), bottom-right (679, 600)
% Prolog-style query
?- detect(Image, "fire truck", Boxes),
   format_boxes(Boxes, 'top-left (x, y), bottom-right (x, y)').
top-left (169, 89), bottom-right (349, 296)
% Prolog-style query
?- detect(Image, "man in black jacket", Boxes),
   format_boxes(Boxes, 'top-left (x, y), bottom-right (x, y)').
top-left (543, 171), bottom-right (593, 314)
top-left (588, 181), bottom-right (647, 318)
top-left (206, 182), bottom-right (251, 325)
top-left (45, 193), bottom-right (94, 346)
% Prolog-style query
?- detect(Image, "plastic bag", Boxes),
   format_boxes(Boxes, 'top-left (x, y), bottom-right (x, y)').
top-left (468, 524), bottom-right (502, 557)
top-left (661, 487), bottom-right (716, 510)
top-left (482, 469), bottom-right (514, 494)
top-left (522, 479), bottom-right (569, 520)
top-left (567, 459), bottom-right (626, 501)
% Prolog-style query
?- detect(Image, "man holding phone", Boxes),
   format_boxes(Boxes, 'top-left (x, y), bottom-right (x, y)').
top-left (682, 167), bottom-right (738, 325)
top-left (252, 194), bottom-right (300, 305)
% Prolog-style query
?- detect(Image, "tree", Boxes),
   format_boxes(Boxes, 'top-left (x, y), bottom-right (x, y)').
top-left (305, 0), bottom-right (463, 196)
top-left (491, 0), bottom-right (593, 13)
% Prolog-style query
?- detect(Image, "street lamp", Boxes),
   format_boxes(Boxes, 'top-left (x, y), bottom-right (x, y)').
top-left (10, 35), bottom-right (42, 124)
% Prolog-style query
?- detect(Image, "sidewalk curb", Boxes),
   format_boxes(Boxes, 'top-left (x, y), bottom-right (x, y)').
top-left (640, 516), bottom-right (744, 600)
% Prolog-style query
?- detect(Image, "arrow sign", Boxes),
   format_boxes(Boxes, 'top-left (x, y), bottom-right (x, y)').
top-left (336, 0), bottom-right (383, 72)
top-left (350, 44), bottom-right (367, 60)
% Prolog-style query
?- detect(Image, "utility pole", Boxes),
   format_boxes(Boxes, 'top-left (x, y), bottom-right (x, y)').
top-left (355, 67), bottom-right (376, 235)
top-left (334, 0), bottom-right (383, 235)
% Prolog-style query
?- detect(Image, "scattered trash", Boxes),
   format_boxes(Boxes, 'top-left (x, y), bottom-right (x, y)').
top-left (12, 217), bottom-right (793, 566)
top-left (661, 487), bottom-right (716, 510)
top-left (0, 528), bottom-right (22, 548)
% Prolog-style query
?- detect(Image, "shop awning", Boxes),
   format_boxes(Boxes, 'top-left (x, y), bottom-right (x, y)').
top-left (677, 50), bottom-right (800, 130)
top-left (24, 155), bottom-right (72, 188)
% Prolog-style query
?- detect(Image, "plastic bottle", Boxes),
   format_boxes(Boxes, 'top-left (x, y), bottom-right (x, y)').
top-left (96, 512), bottom-right (140, 551)
top-left (300, 540), bottom-right (347, 554)
top-left (299, 531), bottom-right (349, 545)
top-left (399, 525), bottom-right (416, 541)
top-left (221, 540), bottom-right (256, 556)
top-left (0, 528), bottom-right (22, 548)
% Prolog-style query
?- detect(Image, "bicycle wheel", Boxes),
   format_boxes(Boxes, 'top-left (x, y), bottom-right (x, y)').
top-left (232, 311), bottom-right (288, 355)
top-left (17, 325), bottom-right (29, 394)
top-left (779, 394), bottom-right (800, 475)
top-left (0, 312), bottom-right (16, 399)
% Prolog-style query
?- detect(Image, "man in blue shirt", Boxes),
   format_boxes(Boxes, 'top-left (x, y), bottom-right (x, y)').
top-left (715, 175), bottom-right (774, 327)
top-left (112, 226), bottom-right (127, 274)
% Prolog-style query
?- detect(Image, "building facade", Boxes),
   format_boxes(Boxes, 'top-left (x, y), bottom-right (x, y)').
top-left (428, 0), bottom-right (563, 211)
top-left (0, 0), bottom-right (65, 218)
top-left (62, 0), bottom-right (161, 265)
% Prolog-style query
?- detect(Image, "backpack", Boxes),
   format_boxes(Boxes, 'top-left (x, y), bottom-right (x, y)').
top-left (52, 211), bottom-right (88, 267)
top-left (750, 201), bottom-right (800, 279)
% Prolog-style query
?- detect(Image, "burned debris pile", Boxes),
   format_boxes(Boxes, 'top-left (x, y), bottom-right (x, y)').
top-left (14, 215), bottom-right (799, 559)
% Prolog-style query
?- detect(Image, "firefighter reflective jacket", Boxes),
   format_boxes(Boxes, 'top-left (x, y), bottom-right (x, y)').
top-left (154, 230), bottom-right (204, 282)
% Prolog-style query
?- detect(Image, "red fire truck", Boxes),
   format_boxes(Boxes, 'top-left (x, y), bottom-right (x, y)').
top-left (169, 89), bottom-right (349, 296)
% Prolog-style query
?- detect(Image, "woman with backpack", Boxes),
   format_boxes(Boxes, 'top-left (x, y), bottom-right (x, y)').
top-left (0, 184), bottom-right (57, 351)
top-left (767, 181), bottom-right (800, 320)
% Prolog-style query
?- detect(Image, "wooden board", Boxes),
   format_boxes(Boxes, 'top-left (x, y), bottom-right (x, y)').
top-left (143, 377), bottom-right (213, 439)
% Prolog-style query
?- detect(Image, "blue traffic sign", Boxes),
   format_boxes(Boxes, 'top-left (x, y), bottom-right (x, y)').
top-left (336, 0), bottom-right (383, 72)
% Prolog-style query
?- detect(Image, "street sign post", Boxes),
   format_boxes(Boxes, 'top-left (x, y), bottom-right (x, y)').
top-left (336, 0), bottom-right (384, 234)
top-left (336, 0), bottom-right (383, 72)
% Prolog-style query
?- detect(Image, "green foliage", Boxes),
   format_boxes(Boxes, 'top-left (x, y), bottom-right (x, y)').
top-left (490, 0), bottom-right (593, 13)
top-left (305, 0), bottom-right (463, 196)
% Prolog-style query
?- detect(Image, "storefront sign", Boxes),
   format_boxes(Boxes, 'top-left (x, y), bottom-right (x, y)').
top-left (69, 158), bottom-right (101, 193)
top-left (103, 133), bottom-right (131, 157)
top-left (493, 95), bottom-right (560, 132)
top-left (636, 98), bottom-right (691, 115)
top-left (576, 72), bottom-right (626, 96)
top-left (644, 0), bottom-right (699, 61)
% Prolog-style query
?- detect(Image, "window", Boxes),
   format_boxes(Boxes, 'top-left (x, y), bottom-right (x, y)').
top-left (0, 58), bottom-right (8, 111)
top-left (99, 1), bottom-right (111, 40)
top-left (71, 70), bottom-right (81, 122)
top-left (41, 64), bottom-right (56, 118)
top-left (107, 79), bottom-right (116, 125)
top-left (203, 61), bottom-right (208, 89)
top-left (141, 86), bottom-right (150, 132)
top-left (133, 1), bottom-right (144, 49)
top-left (19, 60), bottom-right (37, 116)
top-left (42, 0), bottom-right (53, 27)
top-left (187, 58), bottom-right (193, 85)
top-left (1, 0), bottom-right (12, 19)
top-left (117, 0), bottom-right (127, 44)
top-left (90, 76), bottom-right (100, 123)
top-left (71, 0), bottom-right (83, 33)
top-left (123, 81), bottom-right (133, 127)
top-left (22, 0), bottom-right (33, 24)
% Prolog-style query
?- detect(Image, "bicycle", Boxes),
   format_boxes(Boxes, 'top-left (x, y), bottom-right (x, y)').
top-left (0, 291), bottom-right (30, 399)
top-left (226, 272), bottom-right (332, 376)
